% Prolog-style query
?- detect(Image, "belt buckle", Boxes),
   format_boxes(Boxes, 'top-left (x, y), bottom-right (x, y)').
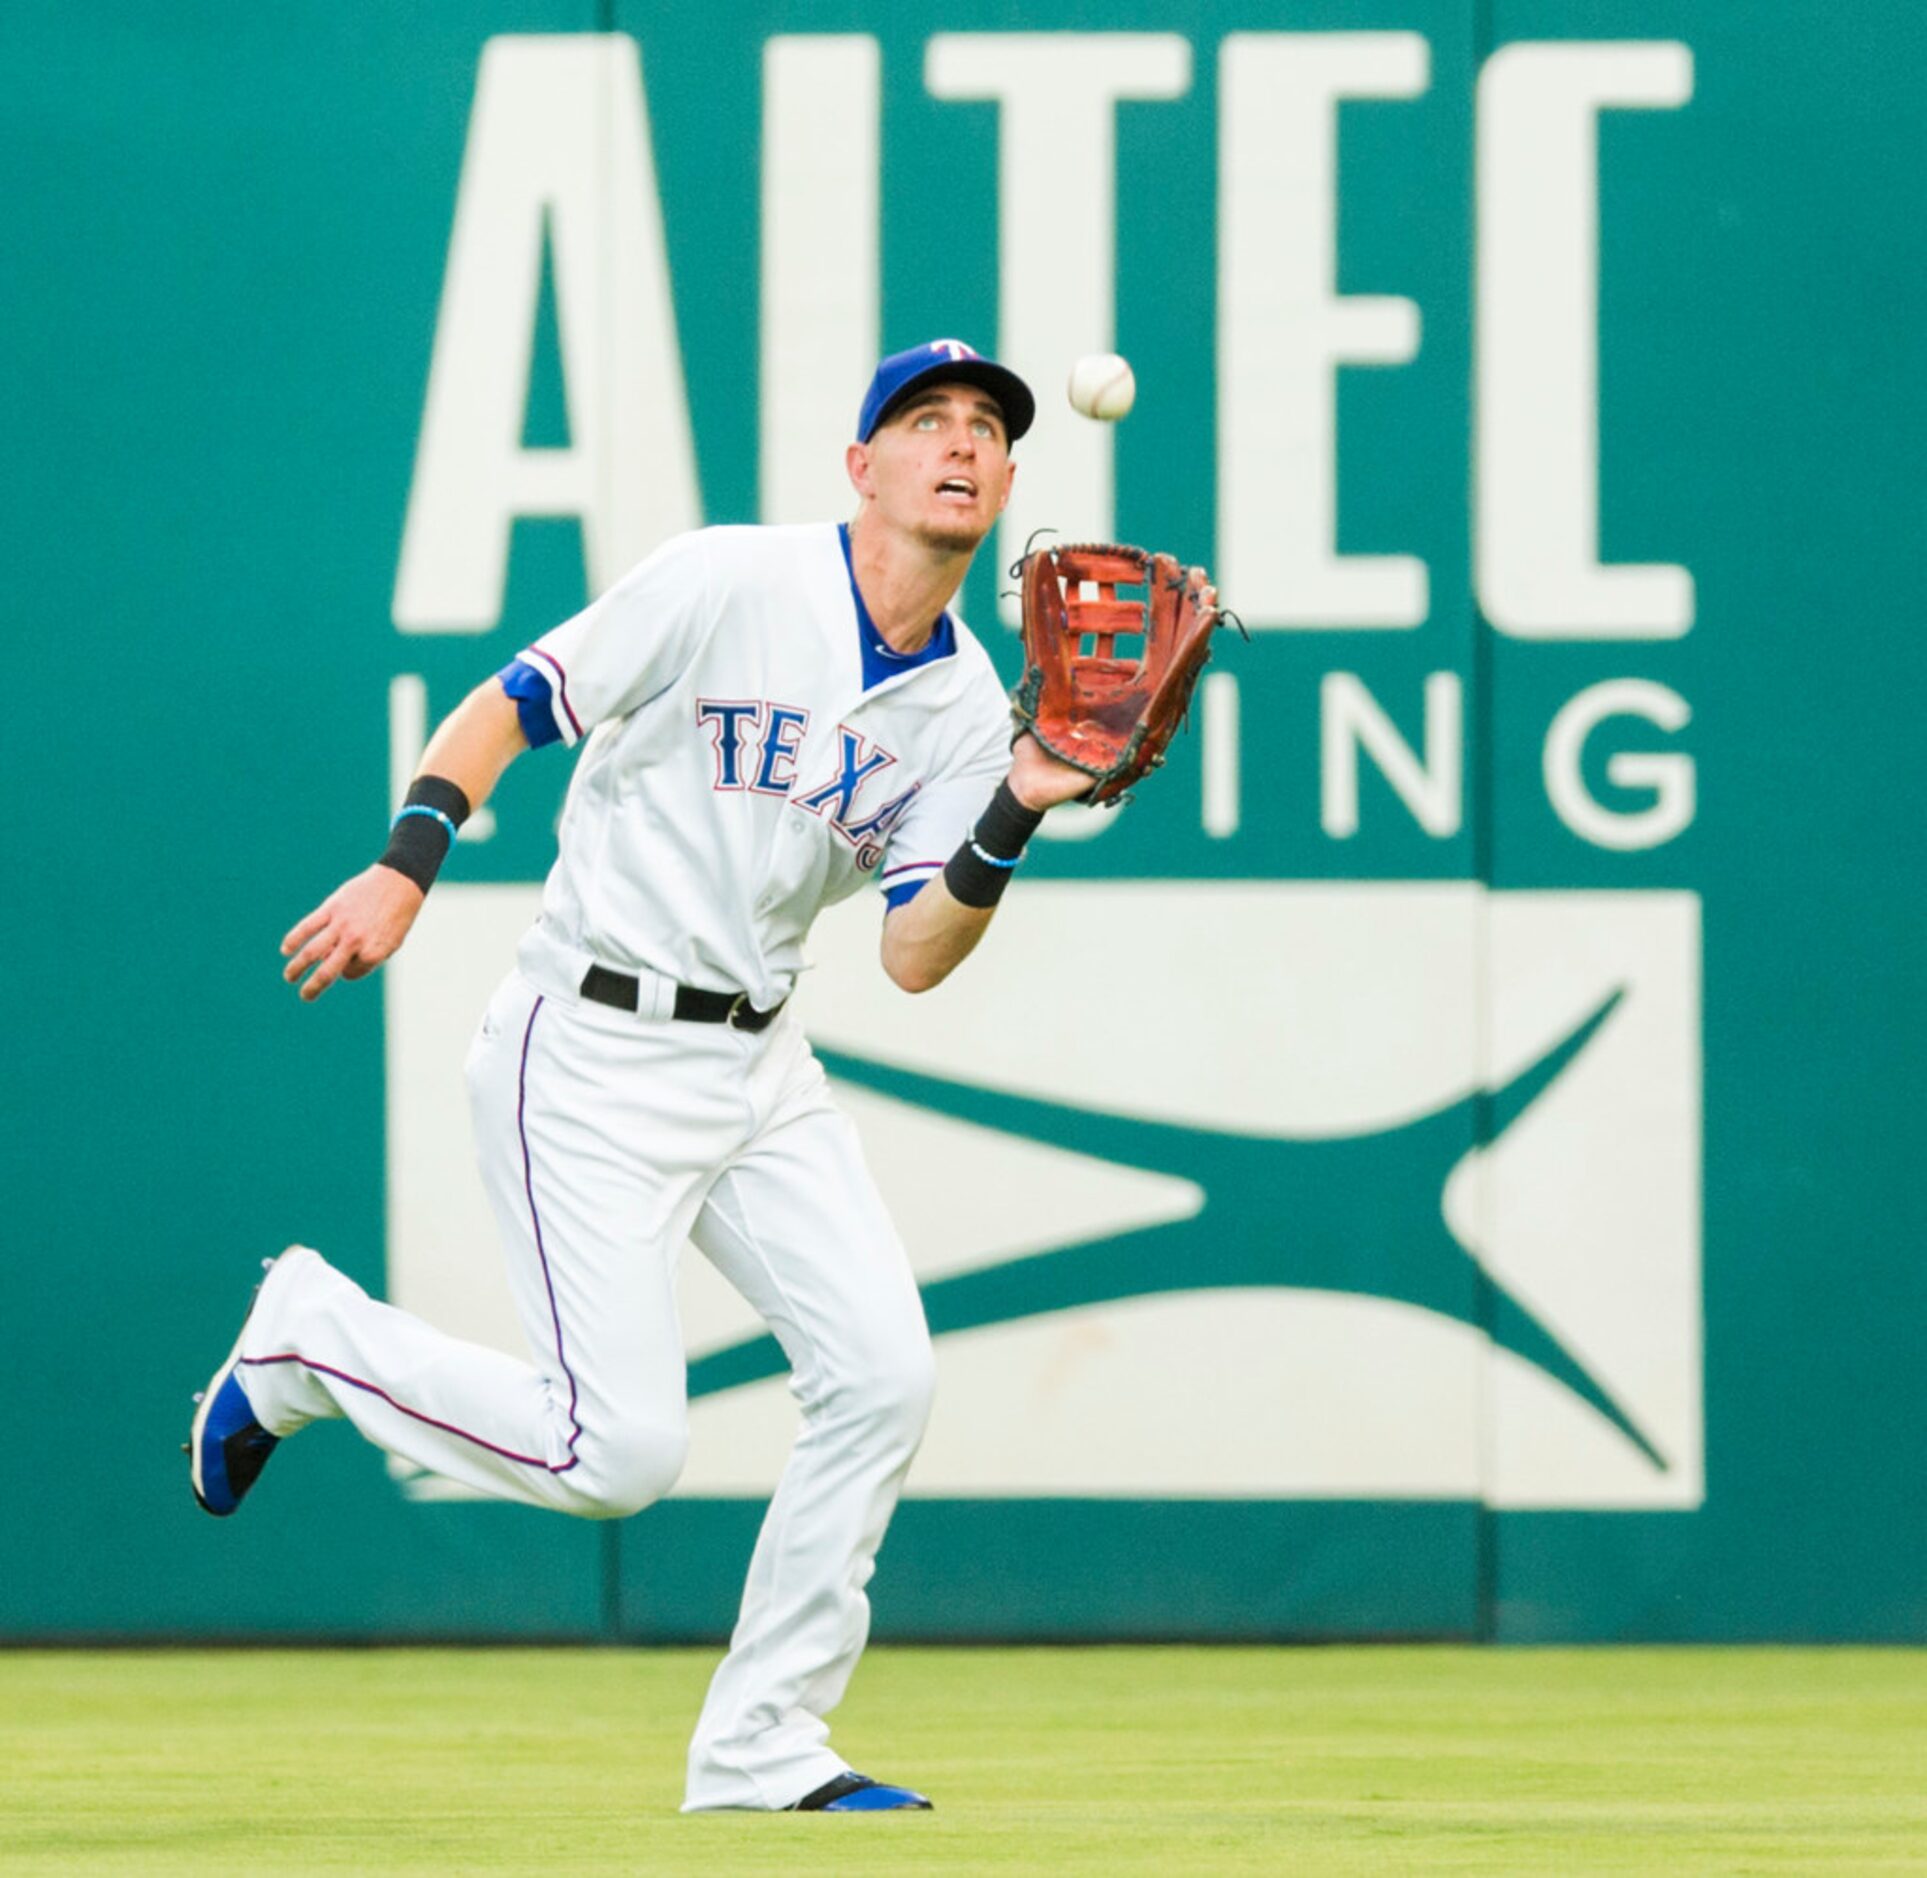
top-left (725, 992), bottom-right (751, 1030)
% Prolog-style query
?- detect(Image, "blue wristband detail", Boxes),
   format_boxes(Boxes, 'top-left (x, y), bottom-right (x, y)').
top-left (968, 840), bottom-right (1022, 870)
top-left (942, 779), bottom-right (1042, 910)
top-left (392, 804), bottom-right (459, 846)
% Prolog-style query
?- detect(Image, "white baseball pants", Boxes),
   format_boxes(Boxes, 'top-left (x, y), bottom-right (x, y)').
top-left (238, 968), bottom-right (935, 1812)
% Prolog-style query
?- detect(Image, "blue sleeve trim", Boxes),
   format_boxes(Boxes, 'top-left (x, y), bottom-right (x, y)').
top-left (496, 659), bottom-right (563, 750)
top-left (883, 877), bottom-right (931, 912)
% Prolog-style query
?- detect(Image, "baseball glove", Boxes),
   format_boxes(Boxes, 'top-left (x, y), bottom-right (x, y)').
top-left (1011, 539), bottom-right (1225, 804)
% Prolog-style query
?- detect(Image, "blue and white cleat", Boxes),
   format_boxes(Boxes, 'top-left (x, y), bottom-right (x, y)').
top-left (186, 1258), bottom-right (283, 1517)
top-left (792, 1772), bottom-right (933, 1813)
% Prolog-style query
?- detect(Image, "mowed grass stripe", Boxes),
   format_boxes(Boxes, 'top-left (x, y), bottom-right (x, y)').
top-left (0, 1647), bottom-right (1921, 1874)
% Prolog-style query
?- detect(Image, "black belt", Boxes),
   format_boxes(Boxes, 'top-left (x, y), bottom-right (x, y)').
top-left (579, 963), bottom-right (786, 1033)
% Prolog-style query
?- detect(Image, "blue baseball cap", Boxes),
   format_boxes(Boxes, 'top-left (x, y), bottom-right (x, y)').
top-left (856, 339), bottom-right (1035, 445)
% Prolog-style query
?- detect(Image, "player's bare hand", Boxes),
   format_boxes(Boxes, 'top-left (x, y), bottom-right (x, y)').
top-left (1007, 732), bottom-right (1097, 811)
top-left (280, 865), bottom-right (426, 1002)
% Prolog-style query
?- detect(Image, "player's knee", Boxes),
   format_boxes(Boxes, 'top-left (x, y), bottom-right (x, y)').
top-left (574, 1414), bottom-right (688, 1519)
top-left (845, 1335), bottom-right (937, 1452)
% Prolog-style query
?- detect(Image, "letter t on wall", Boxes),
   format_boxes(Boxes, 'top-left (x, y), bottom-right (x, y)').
top-left (927, 34), bottom-right (1192, 618)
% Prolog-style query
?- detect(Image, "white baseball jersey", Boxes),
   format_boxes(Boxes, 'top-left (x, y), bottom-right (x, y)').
top-left (500, 522), bottom-right (1011, 1011)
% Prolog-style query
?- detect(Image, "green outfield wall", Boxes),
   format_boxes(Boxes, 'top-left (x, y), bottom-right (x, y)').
top-left (5, 0), bottom-right (1923, 1642)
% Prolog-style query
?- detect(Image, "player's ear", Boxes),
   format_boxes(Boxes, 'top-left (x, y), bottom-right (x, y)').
top-left (846, 441), bottom-right (874, 498)
top-left (996, 457), bottom-right (1016, 513)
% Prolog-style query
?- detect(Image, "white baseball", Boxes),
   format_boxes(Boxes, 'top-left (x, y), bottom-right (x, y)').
top-left (1066, 352), bottom-right (1136, 422)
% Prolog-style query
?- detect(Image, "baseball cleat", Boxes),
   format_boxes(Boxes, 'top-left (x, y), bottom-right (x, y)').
top-left (791, 1772), bottom-right (933, 1813)
top-left (187, 1255), bottom-right (287, 1516)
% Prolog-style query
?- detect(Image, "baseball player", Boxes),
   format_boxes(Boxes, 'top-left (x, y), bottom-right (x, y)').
top-left (188, 341), bottom-right (1093, 1814)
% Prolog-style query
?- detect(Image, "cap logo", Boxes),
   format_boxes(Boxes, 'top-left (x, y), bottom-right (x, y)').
top-left (929, 340), bottom-right (977, 362)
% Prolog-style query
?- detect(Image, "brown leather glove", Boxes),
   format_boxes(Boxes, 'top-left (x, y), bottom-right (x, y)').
top-left (1011, 540), bottom-right (1225, 804)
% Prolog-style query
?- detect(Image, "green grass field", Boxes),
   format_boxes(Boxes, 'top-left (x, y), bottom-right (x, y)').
top-left (2, 1647), bottom-right (1921, 1873)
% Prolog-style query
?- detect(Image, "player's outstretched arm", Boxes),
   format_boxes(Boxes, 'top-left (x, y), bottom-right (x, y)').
top-left (880, 734), bottom-right (1089, 994)
top-left (281, 680), bottom-right (529, 1003)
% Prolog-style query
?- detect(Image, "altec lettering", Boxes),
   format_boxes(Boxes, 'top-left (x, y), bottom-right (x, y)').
top-left (697, 701), bottom-right (913, 866)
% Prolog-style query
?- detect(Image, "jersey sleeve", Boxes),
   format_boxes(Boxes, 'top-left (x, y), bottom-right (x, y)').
top-left (876, 695), bottom-right (1012, 912)
top-left (497, 531), bottom-right (713, 749)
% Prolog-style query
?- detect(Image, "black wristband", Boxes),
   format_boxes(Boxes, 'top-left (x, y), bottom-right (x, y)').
top-left (974, 779), bottom-right (1045, 860)
top-left (378, 775), bottom-right (472, 894)
top-left (941, 780), bottom-right (1046, 910)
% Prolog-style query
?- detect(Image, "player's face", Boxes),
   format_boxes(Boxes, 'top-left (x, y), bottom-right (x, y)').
top-left (856, 386), bottom-right (1015, 554)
